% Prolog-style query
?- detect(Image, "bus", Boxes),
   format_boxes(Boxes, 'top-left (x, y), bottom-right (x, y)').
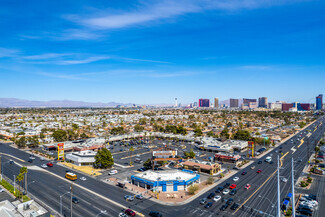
top-left (65, 172), bottom-right (77, 181)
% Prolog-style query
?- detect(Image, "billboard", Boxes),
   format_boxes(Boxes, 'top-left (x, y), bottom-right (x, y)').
top-left (57, 143), bottom-right (64, 161)
top-left (247, 141), bottom-right (255, 158)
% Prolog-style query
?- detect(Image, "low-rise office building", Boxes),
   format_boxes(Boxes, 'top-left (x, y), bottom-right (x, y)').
top-left (65, 150), bottom-right (97, 166)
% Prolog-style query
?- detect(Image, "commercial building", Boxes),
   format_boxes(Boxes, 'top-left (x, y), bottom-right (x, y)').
top-left (316, 94), bottom-right (323, 110)
top-left (282, 103), bottom-right (311, 111)
top-left (214, 153), bottom-right (241, 163)
top-left (199, 99), bottom-right (210, 107)
top-left (214, 98), bottom-right (219, 108)
top-left (243, 98), bottom-right (257, 104)
top-left (282, 103), bottom-right (294, 111)
top-left (182, 160), bottom-right (221, 175)
top-left (268, 101), bottom-right (283, 110)
top-left (65, 150), bottom-right (97, 166)
top-left (230, 99), bottom-right (239, 108)
top-left (131, 170), bottom-right (200, 192)
top-left (258, 97), bottom-right (268, 108)
top-left (196, 139), bottom-right (248, 153)
top-left (0, 200), bottom-right (49, 217)
top-left (152, 147), bottom-right (179, 168)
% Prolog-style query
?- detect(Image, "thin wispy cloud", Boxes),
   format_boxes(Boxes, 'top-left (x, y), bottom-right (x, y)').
top-left (241, 65), bottom-right (272, 70)
top-left (0, 48), bottom-right (19, 58)
top-left (119, 57), bottom-right (171, 64)
top-left (23, 53), bottom-right (73, 60)
top-left (66, 0), bottom-right (305, 31)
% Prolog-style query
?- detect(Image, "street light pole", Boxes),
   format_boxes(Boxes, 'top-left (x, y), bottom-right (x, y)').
top-left (70, 182), bottom-right (73, 217)
top-left (292, 158), bottom-right (296, 217)
top-left (60, 191), bottom-right (70, 215)
top-left (277, 155), bottom-right (281, 217)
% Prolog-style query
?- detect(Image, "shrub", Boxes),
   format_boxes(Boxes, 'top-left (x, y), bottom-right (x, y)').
top-left (188, 184), bottom-right (199, 195)
top-left (219, 173), bottom-right (225, 178)
top-left (307, 177), bottom-right (313, 183)
top-left (206, 177), bottom-right (215, 185)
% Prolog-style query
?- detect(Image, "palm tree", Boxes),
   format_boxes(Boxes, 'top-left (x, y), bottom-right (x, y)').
top-left (16, 173), bottom-right (24, 200)
top-left (129, 146), bottom-right (135, 166)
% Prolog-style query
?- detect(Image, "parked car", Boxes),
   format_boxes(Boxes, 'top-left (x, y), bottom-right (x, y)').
top-left (109, 170), bottom-right (118, 175)
top-left (204, 202), bottom-right (213, 208)
top-left (149, 211), bottom-right (162, 217)
top-left (125, 209), bottom-right (136, 216)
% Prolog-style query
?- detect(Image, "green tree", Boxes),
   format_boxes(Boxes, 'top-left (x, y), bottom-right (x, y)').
top-left (110, 127), bottom-right (125, 135)
top-left (52, 129), bottom-right (67, 142)
top-left (207, 131), bottom-right (214, 137)
top-left (194, 127), bottom-right (203, 137)
top-left (94, 148), bottom-right (114, 169)
top-left (143, 158), bottom-right (152, 168)
top-left (16, 136), bottom-right (27, 148)
top-left (129, 146), bottom-right (135, 165)
top-left (206, 176), bottom-right (215, 185)
top-left (233, 130), bottom-right (251, 141)
top-left (188, 184), bottom-right (199, 195)
top-left (220, 127), bottom-right (230, 139)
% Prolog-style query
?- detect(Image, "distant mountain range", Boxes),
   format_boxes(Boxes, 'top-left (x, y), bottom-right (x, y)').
top-left (0, 98), bottom-right (136, 108)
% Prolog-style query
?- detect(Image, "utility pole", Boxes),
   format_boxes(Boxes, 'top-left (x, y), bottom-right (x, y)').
top-left (70, 182), bottom-right (73, 217)
top-left (0, 154), bottom-right (2, 181)
top-left (25, 172), bottom-right (27, 195)
top-left (277, 155), bottom-right (281, 217)
top-left (292, 158), bottom-right (296, 217)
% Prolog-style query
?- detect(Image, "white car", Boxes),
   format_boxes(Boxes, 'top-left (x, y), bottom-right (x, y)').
top-left (0, 188), bottom-right (4, 192)
top-left (80, 177), bottom-right (87, 181)
top-left (233, 177), bottom-right (239, 182)
top-left (40, 157), bottom-right (45, 161)
top-left (40, 164), bottom-right (47, 168)
top-left (109, 170), bottom-right (118, 175)
top-left (213, 195), bottom-right (221, 202)
top-left (223, 189), bottom-right (230, 195)
top-left (29, 156), bottom-right (36, 160)
top-left (118, 213), bottom-right (128, 217)
top-left (280, 177), bottom-right (287, 183)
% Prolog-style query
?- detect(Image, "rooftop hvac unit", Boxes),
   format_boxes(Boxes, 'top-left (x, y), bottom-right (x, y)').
top-left (23, 203), bottom-right (30, 210)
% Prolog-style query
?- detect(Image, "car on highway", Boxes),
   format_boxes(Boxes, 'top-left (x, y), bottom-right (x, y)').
top-left (9, 160), bottom-right (14, 164)
top-left (0, 188), bottom-right (4, 192)
top-left (222, 189), bottom-right (230, 195)
top-left (215, 186), bottom-right (224, 193)
top-left (200, 198), bottom-right (207, 204)
top-left (29, 156), bottom-right (36, 160)
top-left (207, 192), bottom-right (215, 199)
top-left (46, 162), bottom-right (53, 167)
top-left (40, 164), bottom-right (47, 168)
top-left (149, 211), bottom-right (162, 217)
top-left (223, 183), bottom-right (230, 188)
top-left (40, 157), bottom-right (45, 161)
top-left (226, 198), bottom-right (234, 205)
top-left (118, 213), bottom-right (128, 217)
top-left (124, 209), bottom-right (136, 216)
top-left (220, 204), bottom-right (229, 211)
top-left (241, 171), bottom-right (247, 175)
top-left (204, 202), bottom-right (213, 209)
top-left (213, 195), bottom-right (221, 202)
top-left (229, 184), bottom-right (237, 189)
top-left (124, 195), bottom-right (134, 201)
top-left (258, 160), bottom-right (263, 164)
top-left (257, 169), bottom-right (262, 174)
top-left (281, 177), bottom-right (288, 183)
top-left (72, 197), bottom-right (79, 204)
top-left (135, 194), bottom-right (143, 200)
top-left (230, 189), bottom-right (237, 196)
top-left (245, 184), bottom-right (251, 189)
top-left (233, 177), bottom-right (239, 182)
top-left (80, 177), bottom-right (86, 181)
top-left (28, 159), bottom-right (33, 163)
top-left (231, 203), bottom-right (240, 210)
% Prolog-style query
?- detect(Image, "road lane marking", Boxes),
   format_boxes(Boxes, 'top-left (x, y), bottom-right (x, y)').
top-left (233, 151), bottom-right (289, 214)
top-left (291, 146), bottom-right (296, 154)
top-left (0, 153), bottom-right (25, 162)
top-left (298, 139), bottom-right (304, 148)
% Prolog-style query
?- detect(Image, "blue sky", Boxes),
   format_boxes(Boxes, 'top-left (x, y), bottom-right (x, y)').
top-left (0, 0), bottom-right (324, 104)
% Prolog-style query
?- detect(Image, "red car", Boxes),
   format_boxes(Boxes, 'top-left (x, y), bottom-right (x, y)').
top-left (46, 163), bottom-right (53, 167)
top-left (245, 184), bottom-right (251, 189)
top-left (125, 209), bottom-right (136, 216)
top-left (229, 184), bottom-right (237, 189)
top-left (257, 169), bottom-right (262, 174)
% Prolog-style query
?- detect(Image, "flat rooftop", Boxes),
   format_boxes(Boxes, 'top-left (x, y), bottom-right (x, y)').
top-left (134, 170), bottom-right (196, 182)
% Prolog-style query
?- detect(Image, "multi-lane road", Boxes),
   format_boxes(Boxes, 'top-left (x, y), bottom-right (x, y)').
top-left (1, 116), bottom-right (325, 217)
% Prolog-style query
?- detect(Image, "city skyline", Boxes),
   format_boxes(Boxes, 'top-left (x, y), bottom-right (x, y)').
top-left (1, 0), bottom-right (325, 104)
